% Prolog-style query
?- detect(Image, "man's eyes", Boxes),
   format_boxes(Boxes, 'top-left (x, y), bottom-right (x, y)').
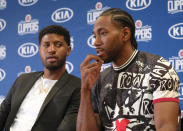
top-left (100, 31), bottom-right (107, 36)
top-left (42, 42), bottom-right (63, 47)
top-left (93, 31), bottom-right (107, 38)
top-left (55, 42), bottom-right (62, 47)
top-left (43, 43), bottom-right (49, 47)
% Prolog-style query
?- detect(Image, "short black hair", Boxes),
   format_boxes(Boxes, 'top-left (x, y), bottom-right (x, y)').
top-left (100, 8), bottom-right (137, 49)
top-left (39, 25), bottom-right (70, 46)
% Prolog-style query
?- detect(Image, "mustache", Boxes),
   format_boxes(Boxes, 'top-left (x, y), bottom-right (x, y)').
top-left (96, 47), bottom-right (104, 52)
top-left (46, 56), bottom-right (58, 59)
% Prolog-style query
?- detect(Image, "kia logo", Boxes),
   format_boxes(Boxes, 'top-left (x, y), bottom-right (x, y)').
top-left (18, 43), bottom-right (38, 58)
top-left (126, 0), bottom-right (151, 11)
top-left (0, 68), bottom-right (6, 81)
top-left (87, 34), bottom-right (96, 48)
top-left (168, 23), bottom-right (183, 39)
top-left (0, 18), bottom-right (6, 31)
top-left (51, 8), bottom-right (73, 23)
top-left (18, 0), bottom-right (38, 6)
top-left (66, 61), bottom-right (74, 73)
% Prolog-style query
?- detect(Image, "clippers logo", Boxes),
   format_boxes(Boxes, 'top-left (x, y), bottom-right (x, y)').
top-left (0, 95), bottom-right (5, 105)
top-left (51, 8), bottom-right (73, 23)
top-left (0, 68), bottom-right (5, 81)
top-left (87, 2), bottom-right (110, 25)
top-left (135, 20), bottom-right (152, 42)
top-left (169, 49), bottom-right (183, 72)
top-left (70, 36), bottom-right (74, 50)
top-left (18, 43), bottom-right (38, 58)
top-left (87, 34), bottom-right (96, 48)
top-left (0, 45), bottom-right (6, 60)
top-left (168, 23), bottom-right (183, 39)
top-left (0, 18), bottom-right (6, 32)
top-left (17, 65), bottom-right (34, 76)
top-left (168, 0), bottom-right (183, 14)
top-left (0, 0), bottom-right (6, 10)
top-left (66, 61), bottom-right (73, 73)
top-left (179, 83), bottom-right (183, 100)
top-left (18, 0), bottom-right (38, 6)
top-left (101, 63), bottom-right (112, 72)
top-left (126, 0), bottom-right (151, 10)
top-left (18, 14), bottom-right (39, 35)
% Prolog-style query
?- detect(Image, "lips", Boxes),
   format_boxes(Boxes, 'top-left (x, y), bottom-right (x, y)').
top-left (46, 56), bottom-right (58, 62)
top-left (96, 48), bottom-right (104, 57)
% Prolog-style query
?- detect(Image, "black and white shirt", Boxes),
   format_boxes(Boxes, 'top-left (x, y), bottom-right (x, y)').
top-left (92, 50), bottom-right (179, 131)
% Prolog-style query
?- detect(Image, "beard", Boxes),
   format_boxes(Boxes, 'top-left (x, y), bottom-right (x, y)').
top-left (101, 51), bottom-right (115, 64)
top-left (45, 56), bottom-right (66, 71)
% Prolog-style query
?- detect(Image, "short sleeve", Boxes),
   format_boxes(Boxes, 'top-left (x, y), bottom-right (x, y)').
top-left (150, 57), bottom-right (180, 104)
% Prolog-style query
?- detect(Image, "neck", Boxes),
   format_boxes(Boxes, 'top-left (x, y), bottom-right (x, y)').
top-left (113, 44), bottom-right (135, 67)
top-left (43, 66), bottom-right (65, 80)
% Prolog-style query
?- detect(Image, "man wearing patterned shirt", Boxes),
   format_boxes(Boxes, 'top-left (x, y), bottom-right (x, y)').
top-left (77, 8), bottom-right (180, 131)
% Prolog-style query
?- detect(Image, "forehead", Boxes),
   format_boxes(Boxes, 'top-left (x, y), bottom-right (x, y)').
top-left (93, 15), bottom-right (116, 32)
top-left (41, 33), bottom-right (65, 42)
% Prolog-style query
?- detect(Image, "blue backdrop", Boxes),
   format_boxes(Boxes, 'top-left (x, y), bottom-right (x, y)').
top-left (0, 0), bottom-right (183, 117)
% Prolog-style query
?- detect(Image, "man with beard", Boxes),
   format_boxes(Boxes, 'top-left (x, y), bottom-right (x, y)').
top-left (0, 25), bottom-right (81, 131)
top-left (77, 8), bottom-right (180, 131)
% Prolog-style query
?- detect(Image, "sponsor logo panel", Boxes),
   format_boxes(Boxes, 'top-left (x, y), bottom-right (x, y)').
top-left (87, 2), bottom-right (110, 25)
top-left (18, 0), bottom-right (38, 6)
top-left (0, 45), bottom-right (6, 60)
top-left (179, 83), bottom-right (183, 100)
top-left (0, 0), bottom-right (6, 10)
top-left (168, 0), bottom-right (183, 14)
top-left (135, 20), bottom-right (152, 42)
top-left (101, 63), bottom-right (112, 72)
top-left (169, 49), bottom-right (183, 73)
top-left (0, 18), bottom-right (6, 32)
top-left (168, 23), bottom-right (183, 39)
top-left (17, 65), bottom-right (35, 76)
top-left (51, 8), bottom-right (73, 23)
top-left (66, 61), bottom-right (74, 73)
top-left (0, 68), bottom-right (6, 81)
top-left (18, 42), bottom-right (38, 58)
top-left (126, 0), bottom-right (151, 11)
top-left (87, 34), bottom-right (96, 48)
top-left (18, 14), bottom-right (39, 35)
top-left (70, 36), bottom-right (74, 50)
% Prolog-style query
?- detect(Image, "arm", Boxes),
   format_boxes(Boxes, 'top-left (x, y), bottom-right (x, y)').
top-left (0, 94), bottom-right (11, 130)
top-left (154, 101), bottom-right (179, 131)
top-left (57, 87), bottom-right (81, 131)
top-left (0, 78), bottom-right (18, 130)
top-left (77, 55), bottom-right (103, 131)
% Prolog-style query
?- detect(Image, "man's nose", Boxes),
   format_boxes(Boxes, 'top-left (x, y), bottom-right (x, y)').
top-left (48, 44), bottom-right (56, 52)
top-left (93, 36), bottom-right (102, 47)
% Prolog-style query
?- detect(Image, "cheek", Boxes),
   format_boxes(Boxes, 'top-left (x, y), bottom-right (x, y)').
top-left (57, 49), bottom-right (67, 57)
top-left (102, 37), bottom-right (115, 49)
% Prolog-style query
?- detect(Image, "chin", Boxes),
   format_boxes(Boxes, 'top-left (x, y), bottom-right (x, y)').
top-left (103, 59), bottom-right (111, 64)
top-left (46, 66), bottom-right (60, 71)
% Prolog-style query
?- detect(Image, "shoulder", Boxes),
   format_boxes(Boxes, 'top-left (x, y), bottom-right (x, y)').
top-left (17, 71), bottom-right (43, 80)
top-left (60, 73), bottom-right (81, 89)
top-left (137, 51), bottom-right (172, 69)
top-left (67, 74), bottom-right (81, 84)
top-left (137, 51), bottom-right (162, 62)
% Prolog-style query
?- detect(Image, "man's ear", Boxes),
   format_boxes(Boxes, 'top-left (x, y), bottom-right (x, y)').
top-left (121, 27), bottom-right (131, 42)
top-left (66, 46), bottom-right (71, 56)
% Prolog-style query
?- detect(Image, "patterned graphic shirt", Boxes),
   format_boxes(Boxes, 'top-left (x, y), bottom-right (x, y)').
top-left (92, 50), bottom-right (179, 131)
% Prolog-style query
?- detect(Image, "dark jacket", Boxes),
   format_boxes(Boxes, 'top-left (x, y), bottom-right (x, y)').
top-left (0, 71), bottom-right (81, 131)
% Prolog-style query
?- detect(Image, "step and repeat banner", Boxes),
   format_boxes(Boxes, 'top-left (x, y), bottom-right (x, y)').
top-left (0, 0), bottom-right (183, 116)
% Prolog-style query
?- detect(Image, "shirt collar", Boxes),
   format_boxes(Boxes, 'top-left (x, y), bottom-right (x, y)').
top-left (112, 49), bottom-right (138, 71)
